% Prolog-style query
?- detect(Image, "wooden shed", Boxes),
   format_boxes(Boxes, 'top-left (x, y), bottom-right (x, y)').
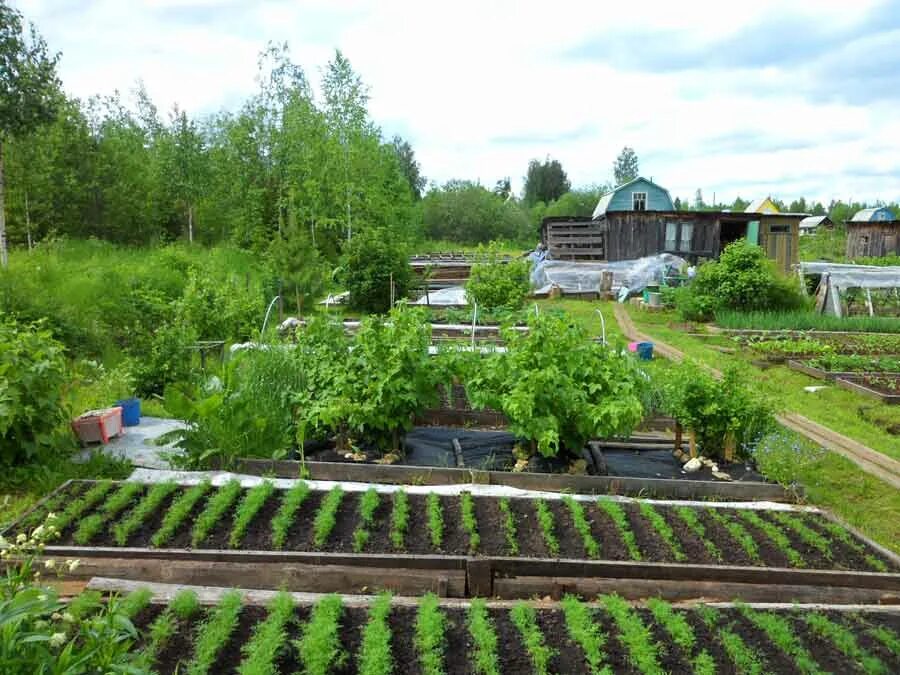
top-left (846, 220), bottom-right (900, 258)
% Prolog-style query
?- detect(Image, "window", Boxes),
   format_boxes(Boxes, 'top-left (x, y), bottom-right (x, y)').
top-left (769, 224), bottom-right (790, 233)
top-left (679, 223), bottom-right (693, 251)
top-left (632, 192), bottom-right (647, 211)
top-left (665, 222), bottom-right (677, 250)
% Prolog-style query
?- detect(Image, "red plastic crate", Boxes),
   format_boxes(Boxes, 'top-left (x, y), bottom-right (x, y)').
top-left (71, 407), bottom-right (123, 445)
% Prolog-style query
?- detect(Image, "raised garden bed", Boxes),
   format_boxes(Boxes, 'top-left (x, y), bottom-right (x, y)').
top-left (7, 479), bottom-right (898, 602)
top-left (86, 579), bottom-right (900, 675)
top-left (837, 375), bottom-right (900, 405)
top-left (788, 355), bottom-right (900, 381)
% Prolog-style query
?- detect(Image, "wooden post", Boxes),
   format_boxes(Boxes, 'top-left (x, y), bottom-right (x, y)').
top-left (674, 422), bottom-right (683, 454)
top-left (724, 432), bottom-right (735, 462)
top-left (689, 430), bottom-right (697, 458)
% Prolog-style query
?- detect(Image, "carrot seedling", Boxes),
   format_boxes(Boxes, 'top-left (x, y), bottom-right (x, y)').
top-left (497, 498), bottom-right (519, 555)
top-left (510, 603), bottom-right (555, 675)
top-left (151, 480), bottom-right (212, 547)
top-left (358, 592), bottom-right (394, 675)
top-left (738, 510), bottom-right (805, 567)
top-left (390, 490), bottom-right (410, 550)
top-left (141, 590), bottom-right (201, 669)
top-left (818, 518), bottom-right (887, 572)
top-left (312, 486), bottom-right (344, 549)
top-left (771, 512), bottom-right (833, 560)
top-left (601, 594), bottom-right (664, 675)
top-left (270, 481), bottom-right (310, 550)
top-left (646, 598), bottom-right (714, 675)
top-left (353, 488), bottom-right (381, 553)
top-left (598, 499), bottom-right (641, 560)
top-left (561, 595), bottom-right (611, 675)
top-left (426, 493), bottom-right (444, 549)
top-left (191, 480), bottom-right (243, 547)
top-left (73, 481), bottom-right (144, 545)
top-left (562, 496), bottom-right (600, 558)
top-left (415, 593), bottom-right (447, 675)
top-left (295, 594), bottom-right (346, 675)
top-left (736, 604), bottom-right (824, 675)
top-left (50, 480), bottom-right (115, 533)
top-left (639, 503), bottom-right (686, 562)
top-left (534, 499), bottom-right (560, 557)
top-left (186, 589), bottom-right (243, 675)
top-left (675, 506), bottom-right (721, 561)
top-left (460, 492), bottom-right (480, 552)
top-left (467, 599), bottom-right (500, 675)
top-left (804, 612), bottom-right (885, 675)
top-left (706, 508), bottom-right (761, 563)
top-left (237, 591), bottom-right (295, 675)
top-left (112, 481), bottom-right (178, 546)
top-left (229, 481), bottom-right (276, 548)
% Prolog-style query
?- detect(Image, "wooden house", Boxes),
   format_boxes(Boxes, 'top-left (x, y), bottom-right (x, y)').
top-left (744, 197), bottom-right (781, 214)
top-left (846, 208), bottom-right (900, 258)
top-left (541, 178), bottom-right (803, 273)
top-left (799, 215), bottom-right (832, 235)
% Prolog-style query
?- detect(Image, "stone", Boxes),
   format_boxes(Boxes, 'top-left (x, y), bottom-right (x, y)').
top-left (683, 457), bottom-right (703, 473)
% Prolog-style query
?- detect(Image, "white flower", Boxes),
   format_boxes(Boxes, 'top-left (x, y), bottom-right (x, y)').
top-left (62, 612), bottom-right (74, 623)
top-left (49, 632), bottom-right (67, 648)
top-left (16, 533), bottom-right (27, 544)
top-left (44, 559), bottom-right (56, 570)
top-left (67, 560), bottom-right (80, 572)
top-left (51, 612), bottom-right (62, 621)
top-left (31, 525), bottom-right (45, 539)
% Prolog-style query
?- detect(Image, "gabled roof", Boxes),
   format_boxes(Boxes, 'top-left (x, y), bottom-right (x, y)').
top-left (591, 176), bottom-right (673, 219)
top-left (745, 197), bottom-right (780, 214)
top-left (850, 207), bottom-right (895, 222)
top-left (799, 215), bottom-right (829, 229)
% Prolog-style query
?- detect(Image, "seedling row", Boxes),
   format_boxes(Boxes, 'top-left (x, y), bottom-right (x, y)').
top-left (16, 480), bottom-right (897, 574)
top-left (83, 587), bottom-right (900, 674)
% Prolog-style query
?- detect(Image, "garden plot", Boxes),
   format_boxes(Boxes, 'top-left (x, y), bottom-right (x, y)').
top-left (837, 375), bottom-right (900, 405)
top-left (9, 479), bottom-right (899, 602)
top-left (788, 355), bottom-right (900, 381)
top-left (83, 581), bottom-right (900, 674)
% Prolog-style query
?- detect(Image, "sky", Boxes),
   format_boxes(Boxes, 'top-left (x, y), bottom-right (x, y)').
top-left (15, 0), bottom-right (900, 204)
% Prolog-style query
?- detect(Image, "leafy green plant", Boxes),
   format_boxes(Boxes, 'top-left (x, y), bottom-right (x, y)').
top-left (562, 496), bottom-right (600, 558)
top-left (112, 481), bottom-right (178, 546)
top-left (426, 493), bottom-right (444, 549)
top-left (358, 592), bottom-right (394, 675)
top-left (738, 510), bottom-right (805, 567)
top-left (749, 338), bottom-right (833, 358)
top-left (237, 591), bottom-right (295, 675)
top-left (460, 492), bottom-right (480, 552)
top-left (229, 481), bottom-right (275, 548)
top-left (804, 613), bottom-right (885, 675)
top-left (415, 594), bottom-right (447, 675)
top-left (675, 506), bottom-right (721, 561)
top-left (467, 599), bottom-right (501, 675)
top-left (598, 500), bottom-right (641, 560)
top-left (465, 244), bottom-right (531, 310)
top-left (72, 481), bottom-right (144, 545)
top-left (510, 603), bottom-right (555, 675)
top-left (601, 594), bottom-right (664, 675)
top-left (534, 499), bottom-right (560, 557)
top-left (464, 311), bottom-right (644, 458)
top-left (736, 604), bottom-right (824, 675)
top-left (706, 508), bottom-right (761, 563)
top-left (638, 503), bottom-right (686, 562)
top-left (151, 480), bottom-right (212, 547)
top-left (191, 480), bottom-right (243, 547)
top-left (497, 498), bottom-right (519, 555)
top-left (0, 319), bottom-right (69, 466)
top-left (313, 486), bottom-right (344, 548)
top-left (560, 595), bottom-right (612, 675)
top-left (295, 594), bottom-right (346, 675)
top-left (342, 226), bottom-right (410, 314)
top-left (186, 589), bottom-right (243, 675)
top-left (354, 488), bottom-right (381, 552)
top-left (270, 481), bottom-right (310, 550)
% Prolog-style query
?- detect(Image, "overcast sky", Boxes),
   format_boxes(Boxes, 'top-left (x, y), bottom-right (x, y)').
top-left (16, 0), bottom-right (900, 204)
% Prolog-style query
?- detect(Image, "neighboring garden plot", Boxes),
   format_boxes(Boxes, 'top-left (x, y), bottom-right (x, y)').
top-left (94, 589), bottom-right (900, 674)
top-left (13, 480), bottom-right (898, 573)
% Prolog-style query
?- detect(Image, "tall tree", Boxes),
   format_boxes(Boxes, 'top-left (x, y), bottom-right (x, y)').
top-left (0, 1), bottom-right (61, 266)
top-left (391, 135), bottom-right (425, 200)
top-left (493, 177), bottom-right (511, 200)
top-left (523, 157), bottom-right (570, 206)
top-left (612, 146), bottom-right (639, 185)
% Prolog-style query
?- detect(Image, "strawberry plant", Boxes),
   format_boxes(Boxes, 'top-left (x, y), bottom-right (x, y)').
top-left (464, 311), bottom-right (644, 458)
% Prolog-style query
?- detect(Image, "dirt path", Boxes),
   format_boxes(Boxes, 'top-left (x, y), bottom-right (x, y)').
top-left (613, 304), bottom-right (900, 489)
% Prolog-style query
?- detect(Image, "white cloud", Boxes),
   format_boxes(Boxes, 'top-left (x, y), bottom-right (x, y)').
top-left (16, 0), bottom-right (900, 204)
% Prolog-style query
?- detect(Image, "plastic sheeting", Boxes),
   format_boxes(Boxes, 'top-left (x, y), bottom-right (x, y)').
top-left (402, 427), bottom-right (517, 469)
top-left (800, 262), bottom-right (900, 289)
top-left (531, 253), bottom-right (687, 298)
top-left (413, 285), bottom-right (469, 306)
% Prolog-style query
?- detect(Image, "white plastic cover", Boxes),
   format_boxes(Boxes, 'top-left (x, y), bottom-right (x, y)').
top-left (799, 262), bottom-right (900, 289)
top-left (413, 285), bottom-right (469, 306)
top-left (531, 253), bottom-right (687, 298)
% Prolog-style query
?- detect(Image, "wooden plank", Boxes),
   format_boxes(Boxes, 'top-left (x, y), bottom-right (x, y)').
top-left (0, 479), bottom-right (75, 536)
top-left (836, 377), bottom-right (900, 405)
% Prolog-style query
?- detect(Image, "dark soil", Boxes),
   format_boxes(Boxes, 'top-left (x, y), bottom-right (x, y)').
top-left (727, 611), bottom-right (799, 673)
top-left (443, 607), bottom-right (474, 675)
top-left (626, 503), bottom-right (675, 562)
top-left (536, 608), bottom-right (590, 674)
top-left (595, 606), bottom-right (639, 674)
top-left (685, 612), bottom-right (737, 675)
top-left (639, 607), bottom-right (693, 674)
top-left (718, 508), bottom-right (792, 568)
top-left (788, 612), bottom-right (858, 674)
top-left (388, 606), bottom-right (422, 675)
top-left (336, 606), bottom-right (367, 675)
top-left (586, 503), bottom-right (630, 561)
top-left (545, 499), bottom-right (585, 559)
top-left (208, 605), bottom-right (266, 674)
top-left (493, 610), bottom-right (535, 673)
top-left (658, 504), bottom-right (717, 564)
top-left (152, 608), bottom-right (208, 674)
top-left (697, 508), bottom-right (756, 567)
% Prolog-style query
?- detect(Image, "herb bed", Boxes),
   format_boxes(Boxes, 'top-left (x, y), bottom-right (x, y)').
top-left (91, 582), bottom-right (900, 675)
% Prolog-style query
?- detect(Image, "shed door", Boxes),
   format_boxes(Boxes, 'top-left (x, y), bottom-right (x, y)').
top-left (766, 224), bottom-right (792, 273)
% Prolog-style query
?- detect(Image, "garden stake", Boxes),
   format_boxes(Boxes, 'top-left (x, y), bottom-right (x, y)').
top-left (725, 432), bottom-right (736, 462)
top-left (689, 429), bottom-right (697, 458)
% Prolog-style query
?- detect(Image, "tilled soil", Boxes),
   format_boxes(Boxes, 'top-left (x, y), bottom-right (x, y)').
top-left (35, 481), bottom-right (899, 573)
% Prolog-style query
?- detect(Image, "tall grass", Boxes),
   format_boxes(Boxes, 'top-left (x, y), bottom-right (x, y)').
top-left (716, 310), bottom-right (900, 333)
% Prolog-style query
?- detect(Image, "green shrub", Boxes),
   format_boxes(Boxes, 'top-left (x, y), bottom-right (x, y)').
top-left (342, 227), bottom-right (410, 314)
top-left (132, 321), bottom-right (199, 397)
top-left (0, 319), bottom-right (69, 465)
top-left (465, 245), bottom-right (531, 310)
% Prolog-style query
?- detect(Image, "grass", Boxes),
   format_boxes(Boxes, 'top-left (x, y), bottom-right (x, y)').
top-left (674, 506), bottom-right (722, 561)
top-left (467, 599), bottom-right (501, 675)
top-left (460, 492), bottom-right (480, 552)
top-left (353, 488), bottom-right (381, 553)
top-left (72, 481), bottom-right (144, 545)
top-left (112, 481), bottom-right (178, 547)
top-left (601, 594), bottom-right (664, 675)
top-left (151, 480), bottom-right (212, 547)
top-left (295, 594), bottom-right (347, 675)
top-left (186, 589), bottom-right (243, 675)
top-left (737, 604), bottom-right (825, 675)
top-left (358, 592), bottom-right (394, 675)
top-left (738, 510), bottom-right (806, 567)
top-left (270, 481), bottom-right (310, 550)
top-left (715, 310), bottom-right (900, 333)
top-left (598, 499), bottom-right (641, 560)
top-left (646, 598), bottom-right (714, 675)
top-left (229, 481), bottom-right (276, 548)
top-left (534, 499), bottom-right (560, 557)
top-left (638, 503), bottom-right (686, 562)
top-left (390, 490), bottom-right (410, 550)
top-left (560, 595), bottom-right (612, 675)
top-left (804, 613), bottom-right (886, 675)
top-left (313, 486), bottom-right (344, 549)
top-left (47, 480), bottom-right (115, 533)
top-left (706, 508), bottom-right (761, 562)
top-left (191, 480), bottom-right (243, 547)
top-left (510, 603), bottom-right (555, 675)
top-left (769, 511), bottom-right (833, 560)
top-left (415, 594), bottom-right (447, 675)
top-left (562, 496), bottom-right (600, 558)
top-left (426, 493), bottom-right (444, 549)
top-left (237, 591), bottom-right (295, 675)
top-left (497, 498), bottom-right (519, 555)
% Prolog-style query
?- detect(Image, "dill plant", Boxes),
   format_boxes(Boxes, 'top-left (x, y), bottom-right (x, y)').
top-left (295, 594), bottom-right (346, 675)
top-left (510, 603), bottom-right (555, 675)
top-left (112, 481), bottom-right (178, 546)
top-left (186, 590), bottom-right (243, 675)
top-left (73, 481), bottom-right (144, 545)
top-left (562, 496), bottom-right (600, 558)
top-left (191, 479), bottom-right (243, 547)
top-left (497, 498), bottom-right (519, 555)
top-left (601, 594), bottom-right (664, 675)
top-left (313, 486), bottom-right (344, 549)
top-left (390, 490), bottom-right (410, 549)
top-left (738, 510), bottom-right (805, 567)
top-left (598, 500), bottom-right (641, 560)
top-left (358, 593), bottom-right (394, 675)
top-left (804, 613), bottom-right (885, 675)
top-left (151, 480), bottom-right (211, 547)
top-left (50, 480), bottom-right (114, 532)
top-left (534, 499), bottom-right (560, 557)
top-left (638, 503), bottom-right (686, 562)
top-left (737, 604), bottom-right (824, 675)
top-left (353, 488), bottom-right (381, 552)
top-left (467, 599), bottom-right (501, 675)
top-left (426, 493), bottom-right (444, 548)
top-left (460, 492), bottom-right (480, 552)
top-left (706, 508), bottom-right (761, 562)
top-left (270, 481), bottom-right (310, 550)
top-left (560, 595), bottom-right (612, 675)
top-left (415, 594), bottom-right (447, 675)
top-left (237, 591), bottom-right (295, 675)
top-left (674, 506), bottom-right (721, 561)
top-left (228, 481), bottom-right (275, 548)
